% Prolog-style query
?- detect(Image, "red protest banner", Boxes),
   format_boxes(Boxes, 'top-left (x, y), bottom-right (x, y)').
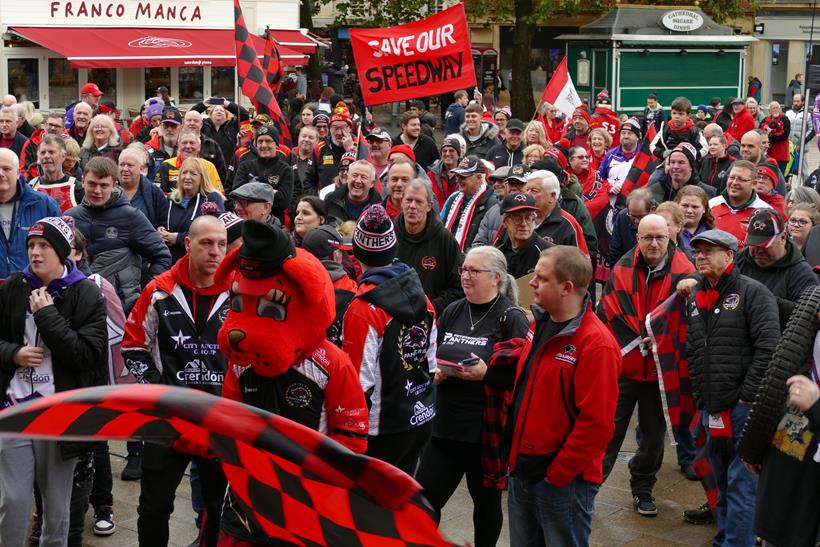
top-left (350, 3), bottom-right (476, 106)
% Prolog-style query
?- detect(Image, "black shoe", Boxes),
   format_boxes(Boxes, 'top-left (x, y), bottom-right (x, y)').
top-left (93, 507), bottom-right (116, 536)
top-left (680, 463), bottom-right (698, 481)
top-left (121, 453), bottom-right (142, 481)
top-left (633, 493), bottom-right (658, 516)
top-left (683, 502), bottom-right (714, 524)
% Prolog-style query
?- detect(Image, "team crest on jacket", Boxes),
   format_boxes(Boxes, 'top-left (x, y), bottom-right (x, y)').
top-left (555, 344), bottom-right (578, 365)
top-left (399, 323), bottom-right (429, 371)
top-left (285, 383), bottom-right (312, 407)
top-left (421, 256), bottom-right (437, 270)
top-left (268, 174), bottom-right (280, 185)
top-left (105, 226), bottom-right (118, 239)
top-left (723, 294), bottom-right (740, 310)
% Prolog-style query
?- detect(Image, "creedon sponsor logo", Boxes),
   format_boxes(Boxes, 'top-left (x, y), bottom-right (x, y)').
top-left (128, 36), bottom-right (193, 49)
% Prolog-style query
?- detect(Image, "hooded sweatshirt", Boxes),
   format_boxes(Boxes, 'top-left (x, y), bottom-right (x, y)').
top-left (342, 262), bottom-right (437, 436)
top-left (395, 210), bottom-right (464, 315)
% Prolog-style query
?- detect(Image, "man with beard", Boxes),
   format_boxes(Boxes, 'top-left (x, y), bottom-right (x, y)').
top-left (290, 125), bottom-right (320, 198)
top-left (488, 119), bottom-right (525, 168)
top-left (564, 106), bottom-right (593, 150)
top-left (324, 159), bottom-right (382, 222)
top-left (144, 107), bottom-right (182, 179)
top-left (233, 126), bottom-right (294, 224)
top-left (428, 136), bottom-right (464, 207)
top-left (29, 135), bottom-right (82, 212)
top-left (599, 117), bottom-right (641, 195)
top-left (383, 159), bottom-right (415, 220)
top-left (365, 127), bottom-right (392, 187)
top-left (317, 110), bottom-right (356, 189)
top-left (647, 143), bottom-right (716, 203)
top-left (393, 111), bottom-right (439, 170)
top-left (738, 130), bottom-right (786, 195)
top-left (395, 178), bottom-right (463, 314)
top-left (181, 110), bottom-right (227, 183)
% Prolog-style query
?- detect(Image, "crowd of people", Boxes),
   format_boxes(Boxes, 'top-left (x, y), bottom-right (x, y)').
top-left (0, 76), bottom-right (818, 547)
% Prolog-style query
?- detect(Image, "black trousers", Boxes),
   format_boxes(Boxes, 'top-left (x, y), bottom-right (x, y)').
top-left (416, 437), bottom-right (503, 547)
top-left (137, 443), bottom-right (227, 547)
top-left (602, 379), bottom-right (666, 497)
top-left (366, 422), bottom-right (433, 476)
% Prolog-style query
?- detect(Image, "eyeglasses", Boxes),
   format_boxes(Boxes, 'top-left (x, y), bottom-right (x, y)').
top-left (628, 212), bottom-right (648, 222)
top-left (572, 155), bottom-right (590, 160)
top-left (638, 235), bottom-right (669, 244)
top-left (727, 175), bottom-right (753, 183)
top-left (788, 217), bottom-right (812, 227)
top-left (506, 215), bottom-right (534, 225)
top-left (458, 267), bottom-right (492, 278)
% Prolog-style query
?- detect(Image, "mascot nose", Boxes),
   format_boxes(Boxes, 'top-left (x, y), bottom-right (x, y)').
top-left (228, 329), bottom-right (246, 351)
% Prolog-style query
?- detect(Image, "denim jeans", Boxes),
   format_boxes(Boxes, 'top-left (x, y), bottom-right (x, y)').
top-left (508, 475), bottom-right (599, 547)
top-left (702, 403), bottom-right (758, 547)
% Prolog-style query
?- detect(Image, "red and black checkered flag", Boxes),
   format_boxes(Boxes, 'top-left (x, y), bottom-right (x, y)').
top-left (262, 28), bottom-right (284, 92)
top-left (0, 385), bottom-right (453, 546)
top-left (234, 0), bottom-right (282, 120)
top-left (621, 124), bottom-right (659, 196)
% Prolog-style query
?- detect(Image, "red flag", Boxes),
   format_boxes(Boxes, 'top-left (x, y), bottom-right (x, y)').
top-left (0, 385), bottom-right (455, 546)
top-left (541, 57), bottom-right (582, 118)
top-left (621, 124), bottom-right (659, 196)
top-left (262, 29), bottom-right (284, 92)
top-left (234, 0), bottom-right (281, 120)
top-left (350, 4), bottom-right (476, 106)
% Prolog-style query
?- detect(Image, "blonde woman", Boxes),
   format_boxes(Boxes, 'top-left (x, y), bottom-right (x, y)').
top-left (523, 144), bottom-right (546, 166)
top-left (588, 127), bottom-right (613, 172)
top-left (79, 114), bottom-right (122, 169)
top-left (524, 120), bottom-right (549, 148)
top-left (161, 157), bottom-right (225, 263)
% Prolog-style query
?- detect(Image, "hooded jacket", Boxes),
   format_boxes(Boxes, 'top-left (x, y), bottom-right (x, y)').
top-left (65, 186), bottom-right (171, 313)
top-left (20, 127), bottom-right (46, 180)
top-left (395, 210), bottom-right (464, 315)
top-left (0, 179), bottom-right (61, 278)
top-left (699, 153), bottom-right (735, 193)
top-left (496, 232), bottom-right (553, 279)
top-left (0, 264), bottom-right (107, 459)
top-left (165, 191), bottom-right (225, 263)
top-left (343, 263), bottom-right (437, 436)
top-left (122, 255), bottom-right (230, 396)
top-left (460, 122), bottom-right (500, 159)
top-left (648, 171), bottom-right (717, 204)
top-left (650, 119), bottom-right (708, 160)
top-left (427, 159), bottom-right (459, 207)
top-left (125, 174), bottom-right (169, 229)
top-left (735, 240), bottom-right (818, 326)
top-left (727, 108), bottom-right (757, 142)
top-left (323, 184), bottom-right (382, 223)
top-left (444, 102), bottom-right (465, 135)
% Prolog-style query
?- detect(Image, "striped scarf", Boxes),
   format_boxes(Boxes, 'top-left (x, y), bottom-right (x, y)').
top-left (444, 183), bottom-right (487, 250)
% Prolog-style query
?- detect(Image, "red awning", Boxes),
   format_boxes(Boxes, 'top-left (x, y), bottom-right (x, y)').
top-left (10, 27), bottom-right (310, 68)
top-left (265, 29), bottom-right (318, 55)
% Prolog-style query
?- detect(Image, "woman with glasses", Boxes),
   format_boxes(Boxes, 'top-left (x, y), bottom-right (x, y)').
top-left (785, 186), bottom-right (820, 218)
top-left (522, 144), bottom-right (546, 166)
top-left (787, 203), bottom-right (819, 256)
top-left (416, 246), bottom-right (529, 547)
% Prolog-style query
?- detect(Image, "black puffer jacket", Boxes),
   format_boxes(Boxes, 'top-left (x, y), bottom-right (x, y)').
top-left (233, 155), bottom-right (294, 223)
top-left (699, 154), bottom-right (735, 193)
top-left (0, 269), bottom-right (108, 459)
top-left (685, 267), bottom-right (780, 413)
top-left (647, 172), bottom-right (717, 204)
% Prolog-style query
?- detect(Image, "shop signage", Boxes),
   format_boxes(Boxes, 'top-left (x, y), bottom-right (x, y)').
top-left (661, 10), bottom-right (704, 33)
top-left (2, 0), bottom-right (232, 29)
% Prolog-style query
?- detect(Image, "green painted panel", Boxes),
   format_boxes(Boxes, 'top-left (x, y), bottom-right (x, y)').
top-left (618, 87), bottom-right (740, 112)
top-left (619, 51), bottom-right (740, 88)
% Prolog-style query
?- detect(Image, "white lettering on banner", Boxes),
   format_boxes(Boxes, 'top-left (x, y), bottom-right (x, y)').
top-left (6, 0), bottom-right (230, 29)
top-left (367, 25), bottom-right (456, 59)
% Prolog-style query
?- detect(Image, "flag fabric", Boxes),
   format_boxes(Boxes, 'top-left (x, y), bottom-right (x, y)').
top-left (0, 385), bottom-right (453, 546)
top-left (541, 57), bottom-right (582, 118)
top-left (621, 123), bottom-right (659, 196)
top-left (691, 413), bottom-right (720, 508)
top-left (350, 4), bottom-right (476, 106)
top-left (645, 293), bottom-right (696, 446)
top-left (235, 0), bottom-right (293, 148)
top-left (262, 29), bottom-right (284, 93)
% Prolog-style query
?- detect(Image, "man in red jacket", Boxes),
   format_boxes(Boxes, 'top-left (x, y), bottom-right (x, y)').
top-left (507, 245), bottom-right (620, 547)
top-left (726, 97), bottom-right (756, 142)
top-left (598, 214), bottom-right (696, 517)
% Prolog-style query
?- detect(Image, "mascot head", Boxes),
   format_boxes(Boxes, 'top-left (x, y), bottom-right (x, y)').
top-left (216, 220), bottom-right (335, 377)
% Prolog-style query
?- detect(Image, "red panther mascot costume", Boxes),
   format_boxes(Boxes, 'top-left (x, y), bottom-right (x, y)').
top-left (214, 220), bottom-right (368, 546)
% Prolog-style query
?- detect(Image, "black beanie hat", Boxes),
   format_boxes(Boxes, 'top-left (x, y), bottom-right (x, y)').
top-left (238, 220), bottom-right (295, 278)
top-left (670, 142), bottom-right (698, 170)
top-left (27, 217), bottom-right (73, 264)
top-left (352, 205), bottom-right (397, 267)
top-left (218, 212), bottom-right (245, 245)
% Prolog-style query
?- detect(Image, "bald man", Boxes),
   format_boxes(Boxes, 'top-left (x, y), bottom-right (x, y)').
top-left (740, 130), bottom-right (787, 195)
top-left (598, 214), bottom-right (696, 516)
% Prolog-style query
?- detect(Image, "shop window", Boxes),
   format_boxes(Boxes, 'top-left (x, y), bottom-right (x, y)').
top-left (89, 68), bottom-right (116, 100)
top-left (211, 68), bottom-right (235, 100)
top-left (179, 67), bottom-right (203, 104)
top-left (49, 59), bottom-right (78, 111)
top-left (145, 68), bottom-right (172, 104)
top-left (7, 59), bottom-right (39, 108)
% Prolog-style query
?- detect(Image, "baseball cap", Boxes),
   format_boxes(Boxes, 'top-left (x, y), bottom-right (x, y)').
top-left (500, 192), bottom-right (537, 215)
top-left (313, 113), bottom-right (330, 126)
top-left (690, 229), bottom-right (739, 252)
top-left (506, 164), bottom-right (532, 185)
top-left (302, 225), bottom-right (347, 259)
top-left (746, 208), bottom-right (785, 248)
top-left (161, 107), bottom-right (182, 125)
top-left (489, 166), bottom-right (512, 182)
top-left (81, 83), bottom-right (103, 97)
top-left (252, 113), bottom-right (273, 126)
top-left (451, 155), bottom-right (483, 176)
top-left (507, 118), bottom-right (525, 132)
top-left (365, 127), bottom-right (391, 141)
top-left (230, 182), bottom-right (275, 204)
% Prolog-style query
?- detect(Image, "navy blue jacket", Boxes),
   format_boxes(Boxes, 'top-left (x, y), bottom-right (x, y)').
top-left (0, 179), bottom-right (61, 278)
top-left (127, 175), bottom-right (168, 229)
top-left (165, 191), bottom-right (225, 263)
top-left (607, 208), bottom-right (637, 268)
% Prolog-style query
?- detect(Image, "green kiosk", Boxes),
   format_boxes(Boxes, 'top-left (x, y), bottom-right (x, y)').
top-left (558, 6), bottom-right (756, 113)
